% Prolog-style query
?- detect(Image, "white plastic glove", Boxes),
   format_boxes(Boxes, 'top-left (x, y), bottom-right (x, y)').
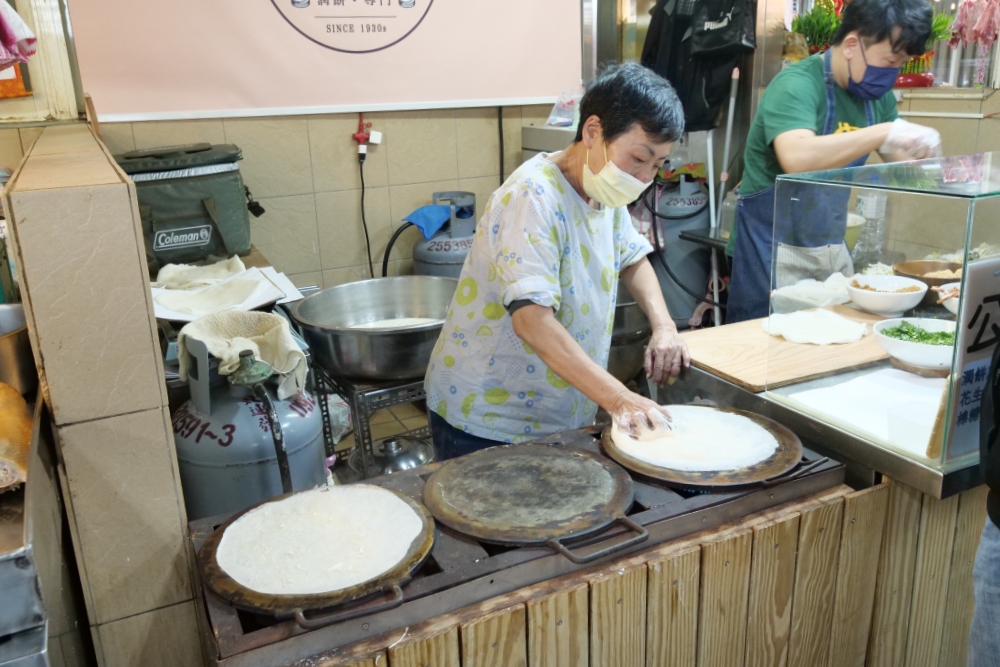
top-left (880, 119), bottom-right (942, 160)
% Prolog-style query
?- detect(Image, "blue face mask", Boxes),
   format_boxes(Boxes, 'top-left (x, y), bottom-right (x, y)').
top-left (847, 42), bottom-right (901, 101)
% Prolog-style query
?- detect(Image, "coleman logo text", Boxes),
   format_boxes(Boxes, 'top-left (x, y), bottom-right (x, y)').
top-left (154, 226), bottom-right (213, 251)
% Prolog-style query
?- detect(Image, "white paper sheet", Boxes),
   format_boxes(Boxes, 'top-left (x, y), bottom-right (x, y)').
top-left (152, 267), bottom-right (285, 322)
top-left (786, 369), bottom-right (946, 457)
top-left (260, 267), bottom-right (304, 304)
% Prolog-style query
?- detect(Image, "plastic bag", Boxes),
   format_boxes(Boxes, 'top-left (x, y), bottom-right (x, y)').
top-left (613, 404), bottom-right (674, 439)
top-left (546, 84), bottom-right (585, 127)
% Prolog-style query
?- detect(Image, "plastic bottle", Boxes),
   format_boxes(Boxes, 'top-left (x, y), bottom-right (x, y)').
top-left (852, 189), bottom-right (888, 268)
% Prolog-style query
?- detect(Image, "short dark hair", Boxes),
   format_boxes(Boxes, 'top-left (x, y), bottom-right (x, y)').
top-left (833, 0), bottom-right (933, 56)
top-left (573, 62), bottom-right (684, 144)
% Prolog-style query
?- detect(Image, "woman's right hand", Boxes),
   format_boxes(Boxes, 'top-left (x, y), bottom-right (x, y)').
top-left (607, 390), bottom-right (673, 438)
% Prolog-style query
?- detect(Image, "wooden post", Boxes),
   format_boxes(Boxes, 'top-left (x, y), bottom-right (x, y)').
top-left (696, 530), bottom-right (753, 667)
top-left (745, 516), bottom-right (801, 667)
top-left (526, 586), bottom-right (588, 667)
top-left (590, 563), bottom-right (647, 667)
top-left (646, 546), bottom-right (700, 667)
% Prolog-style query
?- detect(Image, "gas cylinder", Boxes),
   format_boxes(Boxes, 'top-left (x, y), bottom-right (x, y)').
top-left (650, 176), bottom-right (712, 327)
top-left (173, 340), bottom-right (326, 520)
top-left (413, 191), bottom-right (476, 278)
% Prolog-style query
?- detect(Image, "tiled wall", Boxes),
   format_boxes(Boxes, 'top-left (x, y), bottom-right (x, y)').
top-left (77, 105), bottom-right (553, 289)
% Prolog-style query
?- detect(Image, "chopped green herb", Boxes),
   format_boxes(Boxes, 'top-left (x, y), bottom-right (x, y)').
top-left (881, 321), bottom-right (955, 346)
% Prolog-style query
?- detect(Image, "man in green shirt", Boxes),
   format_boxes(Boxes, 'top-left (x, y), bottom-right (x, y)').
top-left (726, 0), bottom-right (942, 323)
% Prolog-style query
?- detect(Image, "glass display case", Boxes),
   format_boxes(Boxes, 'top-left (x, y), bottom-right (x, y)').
top-left (765, 153), bottom-right (1000, 474)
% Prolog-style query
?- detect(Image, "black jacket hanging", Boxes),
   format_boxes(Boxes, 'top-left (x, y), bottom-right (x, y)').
top-left (641, 0), bottom-right (751, 132)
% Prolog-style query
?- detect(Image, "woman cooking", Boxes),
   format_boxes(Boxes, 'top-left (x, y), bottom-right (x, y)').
top-left (425, 62), bottom-right (689, 459)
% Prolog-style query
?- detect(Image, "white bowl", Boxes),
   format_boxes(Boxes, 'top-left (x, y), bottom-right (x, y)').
top-left (873, 318), bottom-right (956, 369)
top-left (939, 281), bottom-right (961, 316)
top-left (847, 275), bottom-right (928, 317)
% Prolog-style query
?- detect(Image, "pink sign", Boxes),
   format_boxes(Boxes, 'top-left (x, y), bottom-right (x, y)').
top-left (67, 0), bottom-right (581, 121)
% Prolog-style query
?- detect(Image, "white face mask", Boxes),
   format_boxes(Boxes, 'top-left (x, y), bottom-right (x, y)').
top-left (582, 141), bottom-right (650, 208)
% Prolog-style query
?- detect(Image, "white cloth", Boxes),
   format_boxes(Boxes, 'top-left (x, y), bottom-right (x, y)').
top-left (177, 311), bottom-right (306, 400)
top-left (154, 256), bottom-right (246, 290)
top-left (0, 1), bottom-right (36, 71)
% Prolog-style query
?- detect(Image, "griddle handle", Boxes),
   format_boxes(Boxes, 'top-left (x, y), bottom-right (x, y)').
top-left (292, 585), bottom-right (405, 630)
top-left (547, 516), bottom-right (649, 564)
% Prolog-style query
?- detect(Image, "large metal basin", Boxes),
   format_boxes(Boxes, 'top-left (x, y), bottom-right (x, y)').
top-left (291, 276), bottom-right (457, 380)
top-left (607, 283), bottom-right (651, 383)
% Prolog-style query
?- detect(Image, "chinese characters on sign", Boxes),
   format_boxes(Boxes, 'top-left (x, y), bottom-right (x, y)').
top-left (949, 259), bottom-right (1000, 461)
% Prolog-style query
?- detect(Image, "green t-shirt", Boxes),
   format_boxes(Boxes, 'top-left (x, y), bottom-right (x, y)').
top-left (726, 54), bottom-right (899, 255)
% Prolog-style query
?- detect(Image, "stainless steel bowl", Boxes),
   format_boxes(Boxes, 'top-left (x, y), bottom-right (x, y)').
top-left (607, 283), bottom-right (651, 383)
top-left (291, 276), bottom-right (457, 380)
top-left (0, 304), bottom-right (37, 396)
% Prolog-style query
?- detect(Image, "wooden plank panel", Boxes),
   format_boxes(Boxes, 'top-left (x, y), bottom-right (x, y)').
top-left (526, 586), bottom-right (588, 667)
top-left (938, 486), bottom-right (989, 667)
top-left (788, 498), bottom-right (844, 667)
top-left (697, 530), bottom-right (753, 667)
top-left (867, 480), bottom-right (924, 667)
top-left (680, 306), bottom-right (888, 392)
top-left (828, 485), bottom-right (890, 667)
top-left (461, 605), bottom-right (527, 667)
top-left (646, 546), bottom-right (700, 667)
top-left (313, 652), bottom-right (387, 667)
top-left (903, 493), bottom-right (960, 667)
top-left (590, 563), bottom-right (647, 667)
top-left (388, 626), bottom-right (460, 667)
top-left (745, 515), bottom-right (801, 667)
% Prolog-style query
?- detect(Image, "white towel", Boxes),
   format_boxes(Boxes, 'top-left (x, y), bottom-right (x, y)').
top-left (177, 311), bottom-right (306, 400)
top-left (154, 256), bottom-right (246, 290)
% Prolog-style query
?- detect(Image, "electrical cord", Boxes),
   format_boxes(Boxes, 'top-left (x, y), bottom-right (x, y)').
top-left (498, 106), bottom-right (505, 187)
top-left (643, 183), bottom-right (726, 310)
top-left (383, 222), bottom-right (414, 277)
top-left (359, 156), bottom-right (375, 278)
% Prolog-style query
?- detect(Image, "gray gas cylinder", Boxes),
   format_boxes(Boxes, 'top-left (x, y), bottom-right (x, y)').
top-left (173, 341), bottom-right (326, 520)
top-left (649, 176), bottom-right (711, 327)
top-left (413, 191), bottom-right (476, 278)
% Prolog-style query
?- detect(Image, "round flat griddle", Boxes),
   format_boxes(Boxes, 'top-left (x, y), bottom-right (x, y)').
top-left (600, 406), bottom-right (803, 489)
top-left (199, 486), bottom-right (435, 622)
top-left (423, 443), bottom-right (647, 563)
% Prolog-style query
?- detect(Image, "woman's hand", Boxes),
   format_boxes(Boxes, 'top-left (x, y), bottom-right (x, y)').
top-left (608, 389), bottom-right (673, 438)
top-left (644, 324), bottom-right (690, 386)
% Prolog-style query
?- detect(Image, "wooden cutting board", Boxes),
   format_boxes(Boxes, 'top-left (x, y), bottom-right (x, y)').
top-left (680, 306), bottom-right (889, 393)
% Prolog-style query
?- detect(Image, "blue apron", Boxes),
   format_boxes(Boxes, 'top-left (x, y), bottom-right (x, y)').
top-left (727, 50), bottom-right (875, 323)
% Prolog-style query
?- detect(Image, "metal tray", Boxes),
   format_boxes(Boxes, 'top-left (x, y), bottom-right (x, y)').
top-left (422, 442), bottom-right (648, 564)
top-left (198, 485), bottom-right (435, 628)
top-left (600, 406), bottom-right (803, 488)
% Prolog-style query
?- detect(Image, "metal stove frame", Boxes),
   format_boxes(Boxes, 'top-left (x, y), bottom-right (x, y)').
top-left (189, 426), bottom-right (845, 667)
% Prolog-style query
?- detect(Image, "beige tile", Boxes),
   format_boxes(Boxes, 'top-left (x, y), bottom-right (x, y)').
top-left (323, 264), bottom-right (374, 287)
top-left (57, 408), bottom-right (191, 624)
top-left (387, 180), bottom-right (458, 261)
top-left (372, 420), bottom-right (408, 439)
top-left (459, 175), bottom-right (501, 218)
top-left (251, 194), bottom-right (320, 274)
top-left (56, 630), bottom-right (89, 667)
top-left (976, 117), bottom-right (1000, 153)
top-left (335, 432), bottom-right (355, 452)
top-left (95, 601), bottom-right (203, 667)
top-left (316, 187), bottom-right (392, 270)
top-left (502, 106), bottom-right (523, 179)
top-left (389, 258), bottom-right (414, 276)
top-left (913, 117), bottom-right (978, 157)
top-left (402, 416), bottom-right (428, 431)
top-left (521, 104), bottom-right (553, 127)
top-left (456, 107), bottom-right (500, 179)
top-left (96, 123), bottom-right (135, 155)
top-left (19, 126), bottom-right (44, 154)
top-left (308, 113), bottom-right (389, 192)
top-left (286, 271), bottom-right (323, 289)
top-left (391, 402), bottom-right (427, 420)
top-left (131, 119), bottom-right (226, 150)
top-left (0, 128), bottom-right (23, 168)
top-left (384, 109), bottom-right (458, 185)
top-left (223, 117), bottom-right (313, 197)
top-left (370, 408), bottom-right (396, 425)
